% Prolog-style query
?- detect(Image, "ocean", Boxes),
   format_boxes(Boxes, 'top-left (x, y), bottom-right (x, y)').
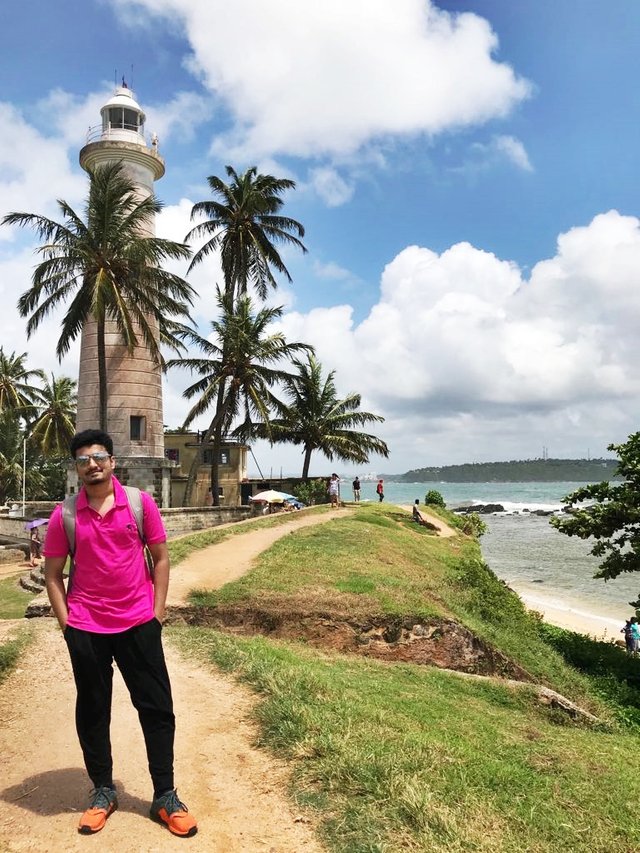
top-left (352, 480), bottom-right (639, 630)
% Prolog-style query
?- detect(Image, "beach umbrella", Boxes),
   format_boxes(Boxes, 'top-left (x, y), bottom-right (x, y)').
top-left (24, 518), bottom-right (49, 530)
top-left (285, 498), bottom-right (306, 509)
top-left (249, 489), bottom-right (288, 503)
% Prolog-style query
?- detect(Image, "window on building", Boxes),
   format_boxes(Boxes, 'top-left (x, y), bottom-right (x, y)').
top-left (107, 107), bottom-right (140, 131)
top-left (165, 448), bottom-right (179, 463)
top-left (130, 415), bottom-right (146, 441)
top-left (203, 449), bottom-right (230, 465)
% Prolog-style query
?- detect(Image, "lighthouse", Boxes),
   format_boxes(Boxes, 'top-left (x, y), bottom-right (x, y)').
top-left (75, 83), bottom-right (172, 505)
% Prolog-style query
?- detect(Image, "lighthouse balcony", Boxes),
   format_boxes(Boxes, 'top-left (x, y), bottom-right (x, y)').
top-left (85, 123), bottom-right (158, 150)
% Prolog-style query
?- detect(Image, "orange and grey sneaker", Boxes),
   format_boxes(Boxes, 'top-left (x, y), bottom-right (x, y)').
top-left (150, 788), bottom-right (197, 837)
top-left (78, 786), bottom-right (118, 834)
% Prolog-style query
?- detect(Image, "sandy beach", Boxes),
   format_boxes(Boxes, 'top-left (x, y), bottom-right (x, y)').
top-left (513, 582), bottom-right (630, 641)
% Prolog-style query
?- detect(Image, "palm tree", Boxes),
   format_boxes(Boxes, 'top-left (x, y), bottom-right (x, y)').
top-left (186, 165), bottom-right (307, 301)
top-left (262, 353), bottom-right (389, 479)
top-left (3, 161), bottom-right (195, 430)
top-left (0, 349), bottom-right (45, 419)
top-left (167, 288), bottom-right (311, 505)
top-left (29, 374), bottom-right (77, 457)
top-left (0, 415), bottom-right (45, 505)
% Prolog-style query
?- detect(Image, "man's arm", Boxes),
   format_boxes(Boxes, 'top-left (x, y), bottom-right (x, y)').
top-left (149, 541), bottom-right (170, 622)
top-left (44, 556), bottom-right (69, 630)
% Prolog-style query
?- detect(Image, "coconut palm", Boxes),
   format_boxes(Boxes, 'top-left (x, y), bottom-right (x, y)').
top-left (262, 353), bottom-right (389, 479)
top-left (167, 288), bottom-right (311, 505)
top-left (186, 165), bottom-right (307, 302)
top-left (3, 161), bottom-right (195, 429)
top-left (0, 415), bottom-right (45, 505)
top-left (29, 374), bottom-right (77, 457)
top-left (0, 349), bottom-right (45, 419)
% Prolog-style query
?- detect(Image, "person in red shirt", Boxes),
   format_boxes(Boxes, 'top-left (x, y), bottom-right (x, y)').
top-left (43, 429), bottom-right (197, 838)
top-left (376, 479), bottom-right (385, 502)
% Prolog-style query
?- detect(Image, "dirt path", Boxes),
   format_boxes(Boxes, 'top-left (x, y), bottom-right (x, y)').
top-left (0, 511), bottom-right (341, 852)
top-left (168, 510), bottom-right (344, 605)
top-left (399, 505), bottom-right (458, 538)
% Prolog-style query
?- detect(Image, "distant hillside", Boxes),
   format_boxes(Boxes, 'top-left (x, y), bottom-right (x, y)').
top-left (396, 458), bottom-right (620, 483)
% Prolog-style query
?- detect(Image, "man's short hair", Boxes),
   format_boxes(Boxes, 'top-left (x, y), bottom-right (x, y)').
top-left (70, 429), bottom-right (114, 457)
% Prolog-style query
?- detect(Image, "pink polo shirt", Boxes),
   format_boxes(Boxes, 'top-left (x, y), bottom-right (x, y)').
top-left (43, 477), bottom-right (167, 633)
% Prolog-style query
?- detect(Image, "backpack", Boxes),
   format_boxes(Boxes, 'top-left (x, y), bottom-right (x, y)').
top-left (61, 485), bottom-right (154, 591)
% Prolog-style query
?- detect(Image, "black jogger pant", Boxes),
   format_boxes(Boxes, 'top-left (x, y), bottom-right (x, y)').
top-left (64, 617), bottom-right (175, 795)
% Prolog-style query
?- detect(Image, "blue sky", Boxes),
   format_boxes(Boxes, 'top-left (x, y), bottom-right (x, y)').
top-left (2, 1), bottom-right (640, 475)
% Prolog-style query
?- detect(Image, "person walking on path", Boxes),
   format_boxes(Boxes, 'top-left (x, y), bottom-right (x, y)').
top-left (328, 472), bottom-right (341, 508)
top-left (29, 526), bottom-right (42, 567)
top-left (629, 617), bottom-right (640, 656)
top-left (352, 476), bottom-right (361, 502)
top-left (376, 479), bottom-right (385, 502)
top-left (43, 428), bottom-right (197, 838)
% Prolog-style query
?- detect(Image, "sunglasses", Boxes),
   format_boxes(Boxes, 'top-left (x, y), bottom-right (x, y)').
top-left (75, 452), bottom-right (112, 468)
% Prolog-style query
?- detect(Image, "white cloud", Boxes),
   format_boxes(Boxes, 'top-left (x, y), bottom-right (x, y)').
top-left (110, 0), bottom-right (532, 160)
top-left (0, 103), bottom-right (86, 236)
top-left (313, 260), bottom-right (354, 281)
top-left (273, 211), bottom-right (640, 465)
top-left (308, 167), bottom-right (355, 207)
top-left (494, 135), bottom-right (533, 171)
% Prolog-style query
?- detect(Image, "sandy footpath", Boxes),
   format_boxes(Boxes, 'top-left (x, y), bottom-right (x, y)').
top-left (0, 511), bottom-right (341, 852)
top-left (168, 510), bottom-right (345, 605)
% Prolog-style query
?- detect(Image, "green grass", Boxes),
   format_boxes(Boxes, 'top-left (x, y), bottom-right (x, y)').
top-left (170, 627), bottom-right (640, 853)
top-left (538, 623), bottom-right (640, 729)
top-left (188, 503), bottom-right (596, 706)
top-left (0, 628), bottom-right (31, 684)
top-left (0, 573), bottom-right (34, 619)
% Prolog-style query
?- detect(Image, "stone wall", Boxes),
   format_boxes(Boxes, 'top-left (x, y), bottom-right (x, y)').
top-left (160, 506), bottom-right (253, 537)
top-left (0, 505), bottom-right (253, 543)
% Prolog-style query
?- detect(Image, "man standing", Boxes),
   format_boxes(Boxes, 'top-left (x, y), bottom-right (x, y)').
top-left (352, 476), bottom-right (361, 502)
top-left (376, 479), bottom-right (385, 502)
top-left (43, 429), bottom-right (197, 838)
top-left (328, 472), bottom-right (341, 507)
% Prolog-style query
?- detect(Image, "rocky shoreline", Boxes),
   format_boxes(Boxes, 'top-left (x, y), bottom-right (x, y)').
top-left (451, 502), bottom-right (564, 517)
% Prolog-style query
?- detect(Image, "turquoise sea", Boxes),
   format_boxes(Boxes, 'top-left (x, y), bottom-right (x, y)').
top-left (352, 480), bottom-right (638, 630)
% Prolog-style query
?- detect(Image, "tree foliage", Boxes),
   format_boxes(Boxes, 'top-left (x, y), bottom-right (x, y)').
top-left (425, 489), bottom-right (446, 508)
top-left (4, 161), bottom-right (194, 429)
top-left (259, 353), bottom-right (389, 479)
top-left (551, 433), bottom-right (640, 607)
top-left (186, 165), bottom-right (307, 302)
top-left (167, 288), bottom-right (310, 505)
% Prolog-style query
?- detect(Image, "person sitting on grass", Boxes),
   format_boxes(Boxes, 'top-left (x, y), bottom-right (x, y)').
top-left (412, 499), bottom-right (438, 531)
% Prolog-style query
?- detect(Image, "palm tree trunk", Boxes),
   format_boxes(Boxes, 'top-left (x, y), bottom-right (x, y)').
top-left (97, 316), bottom-right (108, 431)
top-left (181, 379), bottom-right (228, 507)
top-left (209, 418), bottom-right (224, 507)
top-left (302, 445), bottom-right (313, 480)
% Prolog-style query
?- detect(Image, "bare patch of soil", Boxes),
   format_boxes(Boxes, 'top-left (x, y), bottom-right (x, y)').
top-left (167, 605), bottom-right (532, 681)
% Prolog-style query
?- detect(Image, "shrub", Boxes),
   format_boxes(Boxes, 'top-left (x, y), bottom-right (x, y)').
top-left (424, 489), bottom-right (446, 508)
top-left (294, 478), bottom-right (330, 506)
top-left (460, 512), bottom-right (487, 538)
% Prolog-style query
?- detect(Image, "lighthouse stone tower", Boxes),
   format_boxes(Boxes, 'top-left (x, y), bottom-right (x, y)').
top-left (75, 84), bottom-right (172, 505)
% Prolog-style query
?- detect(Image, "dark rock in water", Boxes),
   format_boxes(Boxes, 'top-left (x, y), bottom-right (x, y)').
top-left (532, 579), bottom-right (544, 584)
top-left (531, 509), bottom-right (554, 516)
top-left (452, 503), bottom-right (505, 515)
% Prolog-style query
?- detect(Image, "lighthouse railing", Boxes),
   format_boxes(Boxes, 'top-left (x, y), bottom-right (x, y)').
top-left (84, 123), bottom-right (153, 147)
